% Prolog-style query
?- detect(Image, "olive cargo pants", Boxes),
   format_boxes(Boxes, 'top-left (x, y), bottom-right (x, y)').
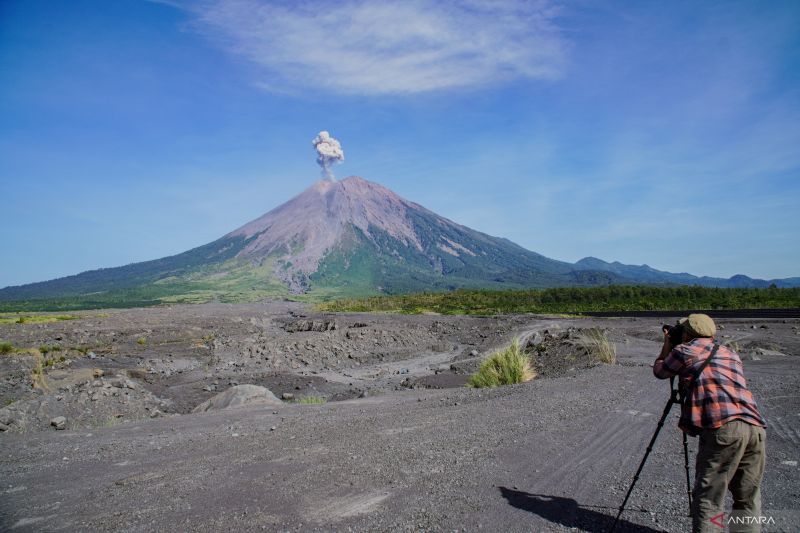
top-left (692, 419), bottom-right (766, 533)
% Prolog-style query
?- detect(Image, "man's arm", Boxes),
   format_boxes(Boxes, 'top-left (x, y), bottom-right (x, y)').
top-left (653, 330), bottom-right (679, 379)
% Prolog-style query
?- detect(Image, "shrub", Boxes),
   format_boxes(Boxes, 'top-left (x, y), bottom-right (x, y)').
top-left (136, 337), bottom-right (147, 345)
top-left (43, 355), bottom-right (66, 368)
top-left (578, 328), bottom-right (617, 364)
top-left (0, 341), bottom-right (14, 355)
top-left (295, 396), bottom-right (327, 404)
top-left (468, 338), bottom-right (536, 388)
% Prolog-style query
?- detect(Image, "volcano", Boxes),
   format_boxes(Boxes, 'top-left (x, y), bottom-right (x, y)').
top-left (1, 176), bottom-right (796, 306)
top-left (222, 176), bottom-right (585, 293)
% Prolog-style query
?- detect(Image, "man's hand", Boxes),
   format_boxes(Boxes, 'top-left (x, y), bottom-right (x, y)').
top-left (656, 331), bottom-right (672, 361)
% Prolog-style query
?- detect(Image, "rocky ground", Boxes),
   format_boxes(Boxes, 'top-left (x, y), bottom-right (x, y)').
top-left (1, 302), bottom-right (798, 531)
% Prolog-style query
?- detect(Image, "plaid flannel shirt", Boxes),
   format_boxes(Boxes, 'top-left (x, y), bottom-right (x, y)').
top-left (654, 337), bottom-right (766, 434)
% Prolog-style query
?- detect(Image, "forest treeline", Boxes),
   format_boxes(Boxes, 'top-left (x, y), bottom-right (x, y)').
top-left (318, 286), bottom-right (800, 315)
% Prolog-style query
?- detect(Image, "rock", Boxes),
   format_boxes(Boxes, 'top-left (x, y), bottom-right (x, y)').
top-left (526, 332), bottom-right (543, 347)
top-left (0, 408), bottom-right (15, 426)
top-left (469, 350), bottom-right (479, 357)
top-left (51, 416), bottom-right (67, 430)
top-left (93, 368), bottom-right (104, 378)
top-left (192, 385), bottom-right (282, 413)
top-left (281, 393), bottom-right (295, 401)
top-left (150, 409), bottom-right (162, 418)
top-left (0, 422), bottom-right (9, 432)
top-left (88, 351), bottom-right (97, 359)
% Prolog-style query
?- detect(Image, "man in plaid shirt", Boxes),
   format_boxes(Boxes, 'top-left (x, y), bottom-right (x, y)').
top-left (653, 314), bottom-right (766, 533)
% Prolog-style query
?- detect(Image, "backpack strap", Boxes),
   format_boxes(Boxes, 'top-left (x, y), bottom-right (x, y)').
top-left (679, 343), bottom-right (720, 401)
top-left (692, 343), bottom-right (720, 382)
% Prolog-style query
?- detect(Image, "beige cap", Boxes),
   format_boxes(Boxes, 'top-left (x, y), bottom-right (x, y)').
top-left (683, 313), bottom-right (716, 338)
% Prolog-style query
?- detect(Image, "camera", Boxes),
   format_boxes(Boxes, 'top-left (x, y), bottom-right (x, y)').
top-left (662, 323), bottom-right (684, 346)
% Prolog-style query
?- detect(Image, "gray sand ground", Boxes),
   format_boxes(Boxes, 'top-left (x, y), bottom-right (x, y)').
top-left (1, 303), bottom-right (798, 532)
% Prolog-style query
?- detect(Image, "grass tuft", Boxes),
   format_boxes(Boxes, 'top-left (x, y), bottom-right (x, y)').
top-left (29, 349), bottom-right (49, 391)
top-left (136, 337), bottom-right (147, 345)
top-left (468, 338), bottom-right (536, 388)
top-left (578, 328), bottom-right (617, 364)
top-left (0, 341), bottom-right (14, 355)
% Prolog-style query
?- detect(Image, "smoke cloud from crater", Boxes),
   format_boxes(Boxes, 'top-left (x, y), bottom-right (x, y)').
top-left (312, 131), bottom-right (345, 181)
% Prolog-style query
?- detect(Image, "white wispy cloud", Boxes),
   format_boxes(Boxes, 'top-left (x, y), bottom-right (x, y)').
top-left (174, 0), bottom-right (567, 95)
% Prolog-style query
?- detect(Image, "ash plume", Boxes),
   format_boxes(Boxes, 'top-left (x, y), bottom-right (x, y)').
top-left (312, 131), bottom-right (345, 181)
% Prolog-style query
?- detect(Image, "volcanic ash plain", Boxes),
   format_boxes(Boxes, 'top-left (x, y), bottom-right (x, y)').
top-left (1, 302), bottom-right (798, 532)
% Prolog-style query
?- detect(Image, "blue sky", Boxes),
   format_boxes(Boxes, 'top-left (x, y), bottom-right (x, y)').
top-left (1, 0), bottom-right (798, 288)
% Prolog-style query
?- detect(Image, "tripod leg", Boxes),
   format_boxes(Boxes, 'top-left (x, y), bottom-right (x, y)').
top-left (683, 431), bottom-right (693, 516)
top-left (610, 397), bottom-right (676, 532)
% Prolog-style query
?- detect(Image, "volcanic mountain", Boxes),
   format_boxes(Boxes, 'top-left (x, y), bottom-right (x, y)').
top-left (1, 176), bottom-right (797, 307)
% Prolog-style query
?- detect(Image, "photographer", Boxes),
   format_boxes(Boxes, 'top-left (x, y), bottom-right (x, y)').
top-left (653, 314), bottom-right (766, 533)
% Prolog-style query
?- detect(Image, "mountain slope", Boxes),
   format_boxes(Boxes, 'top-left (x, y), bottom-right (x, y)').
top-left (0, 176), bottom-right (797, 306)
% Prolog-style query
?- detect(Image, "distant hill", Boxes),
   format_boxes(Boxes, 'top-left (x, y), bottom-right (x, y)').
top-left (572, 257), bottom-right (799, 288)
top-left (1, 176), bottom-right (797, 308)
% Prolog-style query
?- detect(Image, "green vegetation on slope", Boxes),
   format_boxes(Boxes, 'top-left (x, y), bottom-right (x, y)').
top-left (0, 256), bottom-right (290, 312)
top-left (0, 234), bottom-right (260, 302)
top-left (318, 286), bottom-right (800, 315)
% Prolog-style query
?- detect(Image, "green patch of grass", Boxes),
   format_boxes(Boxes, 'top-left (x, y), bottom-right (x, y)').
top-left (577, 328), bottom-right (617, 364)
top-left (0, 314), bottom-right (79, 325)
top-left (467, 338), bottom-right (536, 388)
top-left (0, 341), bottom-right (14, 355)
top-left (294, 396), bottom-right (327, 404)
top-left (136, 337), bottom-right (147, 345)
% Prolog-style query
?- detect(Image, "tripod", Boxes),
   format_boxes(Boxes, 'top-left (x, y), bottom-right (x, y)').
top-left (610, 377), bottom-right (693, 532)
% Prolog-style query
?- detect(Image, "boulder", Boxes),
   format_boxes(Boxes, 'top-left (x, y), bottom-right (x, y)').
top-left (192, 384), bottom-right (282, 413)
top-left (51, 416), bottom-right (67, 430)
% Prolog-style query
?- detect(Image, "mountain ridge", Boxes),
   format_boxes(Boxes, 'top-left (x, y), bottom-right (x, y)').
top-left (1, 176), bottom-right (798, 305)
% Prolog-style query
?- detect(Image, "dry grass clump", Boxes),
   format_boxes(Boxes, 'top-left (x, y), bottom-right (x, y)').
top-left (294, 396), bottom-right (327, 404)
top-left (468, 338), bottom-right (536, 388)
top-left (578, 328), bottom-right (617, 364)
top-left (29, 349), bottom-right (49, 391)
top-left (725, 340), bottom-right (742, 353)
